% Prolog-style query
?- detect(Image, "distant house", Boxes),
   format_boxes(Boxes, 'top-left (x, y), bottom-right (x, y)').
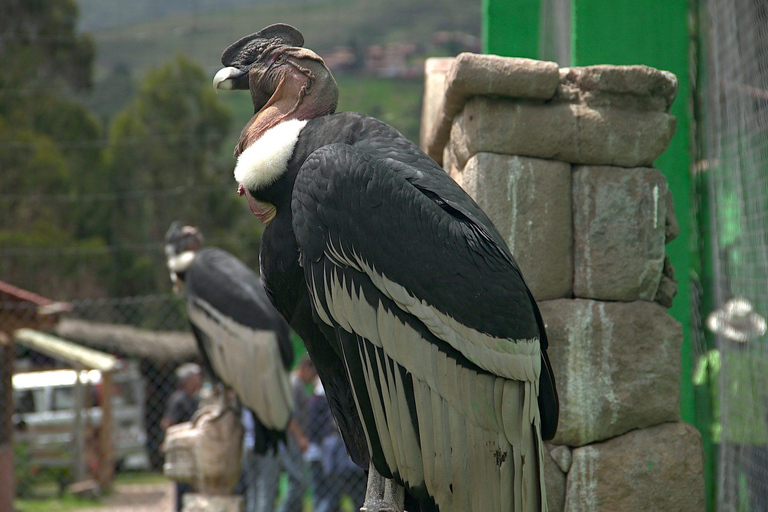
top-left (0, 281), bottom-right (70, 511)
top-left (53, 318), bottom-right (199, 469)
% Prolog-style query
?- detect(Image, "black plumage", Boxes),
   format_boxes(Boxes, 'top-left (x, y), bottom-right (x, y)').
top-left (214, 24), bottom-right (558, 512)
top-left (165, 223), bottom-right (294, 452)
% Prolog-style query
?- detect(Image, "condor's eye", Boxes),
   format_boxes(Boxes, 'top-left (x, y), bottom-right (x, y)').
top-left (274, 53), bottom-right (287, 64)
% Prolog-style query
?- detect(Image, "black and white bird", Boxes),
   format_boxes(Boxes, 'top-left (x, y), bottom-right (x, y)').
top-left (165, 222), bottom-right (294, 451)
top-left (213, 24), bottom-right (558, 512)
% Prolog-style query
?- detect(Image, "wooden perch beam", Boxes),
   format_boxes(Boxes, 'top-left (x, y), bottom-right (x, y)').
top-left (13, 328), bottom-right (120, 372)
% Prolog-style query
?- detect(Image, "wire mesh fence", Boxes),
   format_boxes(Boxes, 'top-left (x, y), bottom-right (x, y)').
top-left (2, 1), bottom-right (480, 510)
top-left (5, 295), bottom-right (367, 512)
top-left (694, 0), bottom-right (768, 510)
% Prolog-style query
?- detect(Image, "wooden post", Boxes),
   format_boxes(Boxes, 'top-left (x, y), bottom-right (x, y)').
top-left (98, 372), bottom-right (115, 489)
top-left (12, 329), bottom-right (121, 491)
top-left (0, 336), bottom-right (14, 512)
top-left (72, 372), bottom-right (86, 482)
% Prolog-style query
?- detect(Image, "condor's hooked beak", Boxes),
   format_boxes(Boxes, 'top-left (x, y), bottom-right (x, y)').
top-left (214, 46), bottom-right (333, 118)
top-left (213, 66), bottom-right (248, 92)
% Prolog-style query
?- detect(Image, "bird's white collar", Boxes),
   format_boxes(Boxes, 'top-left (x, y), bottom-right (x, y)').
top-left (234, 119), bottom-right (308, 191)
top-left (167, 251), bottom-right (196, 273)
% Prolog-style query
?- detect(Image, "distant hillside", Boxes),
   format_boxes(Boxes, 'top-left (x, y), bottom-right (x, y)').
top-left (78, 0), bottom-right (479, 144)
top-left (85, 0), bottom-right (479, 78)
top-left (76, 0), bottom-right (281, 32)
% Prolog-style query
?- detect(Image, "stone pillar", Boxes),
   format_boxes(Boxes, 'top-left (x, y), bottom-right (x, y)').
top-left (421, 53), bottom-right (704, 511)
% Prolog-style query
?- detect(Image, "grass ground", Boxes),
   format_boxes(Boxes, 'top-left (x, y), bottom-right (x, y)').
top-left (14, 471), bottom-right (171, 512)
top-left (15, 493), bottom-right (102, 512)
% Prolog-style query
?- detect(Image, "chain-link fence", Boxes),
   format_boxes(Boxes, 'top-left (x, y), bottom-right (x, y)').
top-left (6, 294), bottom-right (376, 511)
top-left (2, 1), bottom-right (479, 509)
top-left (694, 0), bottom-right (768, 510)
top-left (6, 294), bottom-right (369, 511)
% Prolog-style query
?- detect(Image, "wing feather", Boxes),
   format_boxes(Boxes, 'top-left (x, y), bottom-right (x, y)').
top-left (185, 248), bottom-right (294, 431)
top-left (187, 296), bottom-right (293, 430)
top-left (292, 143), bottom-right (551, 511)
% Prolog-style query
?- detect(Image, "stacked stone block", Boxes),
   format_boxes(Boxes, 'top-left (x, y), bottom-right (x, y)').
top-left (421, 53), bottom-right (704, 511)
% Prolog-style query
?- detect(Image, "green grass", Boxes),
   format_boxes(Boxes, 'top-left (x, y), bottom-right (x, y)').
top-left (15, 493), bottom-right (103, 512)
top-left (14, 471), bottom-right (170, 512)
top-left (336, 75), bottom-right (424, 143)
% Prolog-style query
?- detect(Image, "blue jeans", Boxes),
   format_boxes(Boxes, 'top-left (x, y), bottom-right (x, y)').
top-left (243, 436), bottom-right (307, 512)
top-left (310, 460), bottom-right (339, 512)
top-left (276, 435), bottom-right (308, 512)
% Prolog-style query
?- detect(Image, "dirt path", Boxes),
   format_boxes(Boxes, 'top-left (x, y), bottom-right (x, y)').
top-left (73, 482), bottom-right (174, 512)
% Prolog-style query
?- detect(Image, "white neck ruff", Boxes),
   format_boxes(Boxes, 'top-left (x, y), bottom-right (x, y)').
top-left (167, 251), bottom-right (196, 273)
top-left (234, 119), bottom-right (308, 191)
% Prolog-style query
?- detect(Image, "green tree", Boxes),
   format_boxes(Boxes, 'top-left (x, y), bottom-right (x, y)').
top-left (0, 0), bottom-right (110, 297)
top-left (103, 55), bottom-right (238, 296)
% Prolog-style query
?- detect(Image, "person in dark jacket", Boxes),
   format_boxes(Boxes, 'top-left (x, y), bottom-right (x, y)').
top-left (162, 363), bottom-right (202, 511)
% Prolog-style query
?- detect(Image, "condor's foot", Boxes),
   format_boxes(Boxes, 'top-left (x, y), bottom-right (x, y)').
top-left (360, 462), bottom-right (405, 512)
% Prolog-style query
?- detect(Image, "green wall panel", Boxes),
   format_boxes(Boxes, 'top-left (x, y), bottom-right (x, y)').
top-left (570, 0), bottom-right (694, 426)
top-left (482, 0), bottom-right (541, 58)
top-left (482, 0), bottom-right (705, 506)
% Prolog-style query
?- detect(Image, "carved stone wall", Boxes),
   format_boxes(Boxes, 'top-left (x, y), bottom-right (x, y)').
top-left (421, 53), bottom-right (704, 512)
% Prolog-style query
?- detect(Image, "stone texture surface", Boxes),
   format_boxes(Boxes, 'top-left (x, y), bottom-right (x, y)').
top-left (460, 153), bottom-right (572, 300)
top-left (425, 53), bottom-right (560, 162)
top-left (557, 65), bottom-right (678, 111)
top-left (572, 166), bottom-right (669, 302)
top-left (538, 299), bottom-right (682, 447)
top-left (183, 494), bottom-right (243, 512)
top-left (544, 444), bottom-right (567, 512)
top-left (447, 52), bottom-right (560, 100)
top-left (654, 256), bottom-right (678, 309)
top-left (449, 97), bottom-right (677, 169)
top-left (548, 443), bottom-right (573, 473)
top-left (162, 403), bottom-right (243, 494)
top-left (664, 186), bottom-right (679, 244)
top-left (566, 422), bottom-right (706, 512)
top-left (420, 57), bottom-right (455, 152)
top-left (442, 142), bottom-right (461, 183)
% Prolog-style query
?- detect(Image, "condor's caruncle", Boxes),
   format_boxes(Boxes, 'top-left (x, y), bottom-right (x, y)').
top-left (214, 24), bottom-right (558, 512)
top-left (164, 222), bottom-right (294, 452)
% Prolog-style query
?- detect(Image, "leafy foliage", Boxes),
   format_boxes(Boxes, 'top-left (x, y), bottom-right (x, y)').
top-left (0, 0), bottom-right (108, 296)
top-left (0, 0), bottom-right (260, 300)
top-left (100, 55), bottom-right (254, 296)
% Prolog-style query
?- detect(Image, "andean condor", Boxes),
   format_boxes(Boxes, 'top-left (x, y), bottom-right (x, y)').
top-left (164, 222), bottom-right (294, 452)
top-left (213, 24), bottom-right (559, 512)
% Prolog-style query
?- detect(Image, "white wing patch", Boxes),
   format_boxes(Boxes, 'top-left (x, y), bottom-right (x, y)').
top-left (308, 253), bottom-right (547, 512)
top-left (234, 119), bottom-right (308, 192)
top-left (317, 243), bottom-right (541, 383)
top-left (188, 297), bottom-right (293, 430)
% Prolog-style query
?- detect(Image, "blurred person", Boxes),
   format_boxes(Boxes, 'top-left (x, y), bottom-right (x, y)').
top-left (307, 382), bottom-right (366, 512)
top-left (162, 362), bottom-right (203, 511)
top-left (246, 357), bottom-right (313, 512)
top-left (239, 408), bottom-right (266, 512)
top-left (276, 357), bottom-right (313, 512)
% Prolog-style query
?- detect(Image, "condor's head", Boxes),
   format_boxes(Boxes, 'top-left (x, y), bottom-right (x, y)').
top-left (213, 24), bottom-right (338, 157)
